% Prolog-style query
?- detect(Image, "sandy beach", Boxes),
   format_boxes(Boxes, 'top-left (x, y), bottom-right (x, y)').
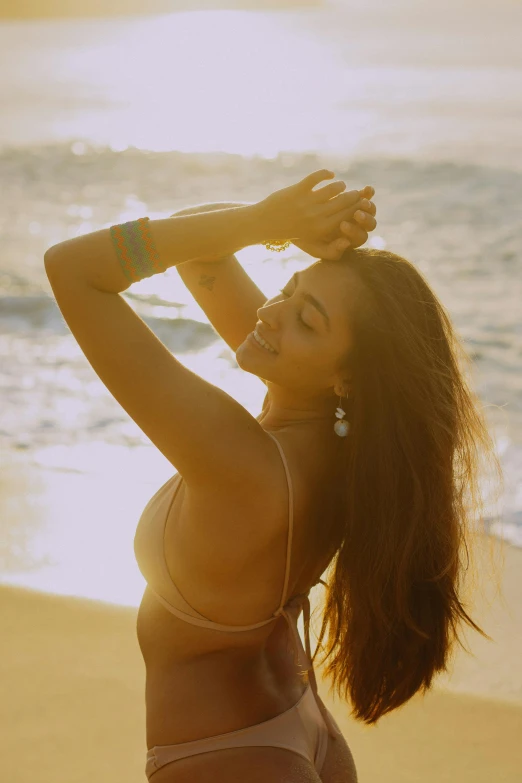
top-left (2, 539), bottom-right (521, 782)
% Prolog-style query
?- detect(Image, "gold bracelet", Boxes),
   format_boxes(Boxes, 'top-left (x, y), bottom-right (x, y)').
top-left (262, 239), bottom-right (292, 252)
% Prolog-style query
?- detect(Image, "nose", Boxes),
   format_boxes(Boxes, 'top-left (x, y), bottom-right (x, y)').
top-left (257, 296), bottom-right (283, 326)
top-left (256, 304), bottom-right (274, 327)
top-left (256, 311), bottom-right (279, 338)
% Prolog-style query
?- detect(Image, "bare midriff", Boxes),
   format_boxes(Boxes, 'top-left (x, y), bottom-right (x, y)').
top-left (137, 586), bottom-right (309, 749)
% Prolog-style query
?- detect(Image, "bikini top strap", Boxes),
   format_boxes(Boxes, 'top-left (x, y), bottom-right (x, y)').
top-left (265, 431), bottom-right (294, 610)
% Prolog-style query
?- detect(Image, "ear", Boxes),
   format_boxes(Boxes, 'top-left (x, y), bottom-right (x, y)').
top-left (333, 379), bottom-right (351, 398)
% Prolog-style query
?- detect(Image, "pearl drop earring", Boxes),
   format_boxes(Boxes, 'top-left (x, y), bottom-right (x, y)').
top-left (334, 393), bottom-right (350, 437)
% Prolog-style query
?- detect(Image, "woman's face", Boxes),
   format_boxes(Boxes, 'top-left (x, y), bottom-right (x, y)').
top-left (236, 260), bottom-right (358, 397)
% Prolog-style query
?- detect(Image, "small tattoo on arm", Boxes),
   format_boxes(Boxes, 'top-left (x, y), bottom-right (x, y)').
top-left (199, 273), bottom-right (216, 291)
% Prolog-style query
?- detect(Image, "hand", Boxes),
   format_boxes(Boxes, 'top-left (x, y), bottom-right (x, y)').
top-left (258, 170), bottom-right (375, 261)
top-left (293, 185), bottom-right (377, 259)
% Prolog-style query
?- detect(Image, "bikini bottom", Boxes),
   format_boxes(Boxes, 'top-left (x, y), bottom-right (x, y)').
top-left (145, 682), bottom-right (341, 779)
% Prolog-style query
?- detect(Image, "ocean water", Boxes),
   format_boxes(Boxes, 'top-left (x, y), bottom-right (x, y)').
top-left (1, 2), bottom-right (521, 604)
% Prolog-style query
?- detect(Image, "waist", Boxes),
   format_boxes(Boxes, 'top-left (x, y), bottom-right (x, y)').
top-left (143, 629), bottom-right (307, 748)
top-left (137, 587), bottom-right (307, 746)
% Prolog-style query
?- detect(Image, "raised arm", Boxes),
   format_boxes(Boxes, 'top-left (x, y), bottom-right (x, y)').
top-left (172, 202), bottom-right (267, 353)
top-left (42, 171), bottom-right (376, 486)
top-left (171, 188), bottom-right (377, 355)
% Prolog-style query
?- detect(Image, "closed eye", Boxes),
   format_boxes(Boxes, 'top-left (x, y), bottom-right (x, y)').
top-left (279, 288), bottom-right (313, 331)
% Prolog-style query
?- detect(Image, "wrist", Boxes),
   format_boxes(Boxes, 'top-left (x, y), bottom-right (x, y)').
top-left (238, 201), bottom-right (271, 246)
top-left (250, 200), bottom-right (288, 244)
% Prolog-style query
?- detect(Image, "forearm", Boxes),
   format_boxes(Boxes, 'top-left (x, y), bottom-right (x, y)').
top-left (154, 203), bottom-right (265, 264)
top-left (44, 202), bottom-right (267, 294)
top-left (171, 202), bottom-right (266, 348)
top-left (170, 201), bottom-right (250, 264)
top-left (172, 201), bottom-right (247, 308)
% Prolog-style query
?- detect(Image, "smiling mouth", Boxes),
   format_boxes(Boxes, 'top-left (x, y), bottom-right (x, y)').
top-left (250, 330), bottom-right (278, 354)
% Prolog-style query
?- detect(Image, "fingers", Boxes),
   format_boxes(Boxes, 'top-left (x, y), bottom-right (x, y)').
top-left (298, 169), bottom-right (335, 191)
top-left (349, 197), bottom-right (376, 218)
top-left (291, 173), bottom-right (377, 251)
top-left (292, 240), bottom-right (325, 259)
top-left (352, 208), bottom-right (377, 232)
top-left (358, 185), bottom-right (375, 200)
top-left (322, 237), bottom-right (352, 261)
top-left (312, 179), bottom-right (347, 202)
top-left (323, 198), bottom-right (376, 235)
top-left (361, 198), bottom-right (377, 217)
top-left (315, 181), bottom-right (375, 207)
top-left (298, 172), bottom-right (375, 206)
top-left (339, 222), bottom-right (368, 249)
top-left (320, 189), bottom-right (361, 216)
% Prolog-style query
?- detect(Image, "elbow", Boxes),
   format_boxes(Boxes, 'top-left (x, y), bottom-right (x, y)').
top-left (44, 244), bottom-right (57, 265)
top-left (44, 244), bottom-right (64, 278)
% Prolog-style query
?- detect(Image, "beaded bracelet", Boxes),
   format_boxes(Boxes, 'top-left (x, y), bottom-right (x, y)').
top-left (109, 217), bottom-right (165, 283)
top-left (110, 217), bottom-right (292, 282)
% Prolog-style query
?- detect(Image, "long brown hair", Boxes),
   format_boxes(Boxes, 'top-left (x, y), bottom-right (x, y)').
top-left (303, 248), bottom-right (504, 725)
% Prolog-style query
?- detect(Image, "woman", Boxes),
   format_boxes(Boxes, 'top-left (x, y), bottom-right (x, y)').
top-left (44, 170), bottom-right (499, 783)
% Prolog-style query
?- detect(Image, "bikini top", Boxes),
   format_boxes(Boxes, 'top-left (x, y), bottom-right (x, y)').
top-left (134, 430), bottom-right (339, 739)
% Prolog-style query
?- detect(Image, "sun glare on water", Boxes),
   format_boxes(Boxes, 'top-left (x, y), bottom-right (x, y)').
top-left (51, 11), bottom-right (354, 156)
